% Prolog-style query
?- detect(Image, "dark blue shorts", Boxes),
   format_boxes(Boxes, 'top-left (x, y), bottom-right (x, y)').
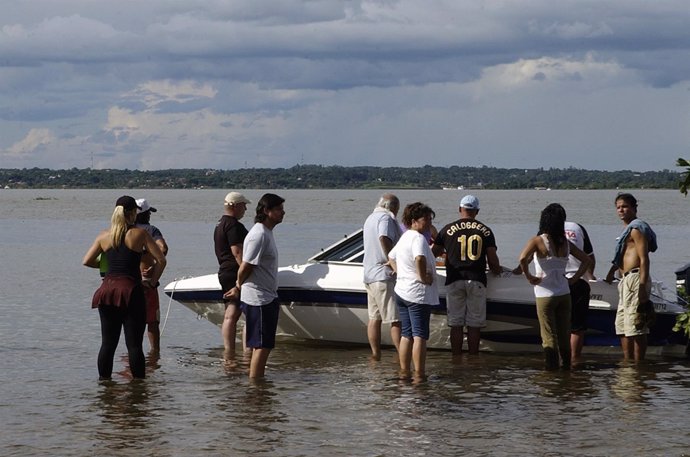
top-left (243, 299), bottom-right (281, 349)
top-left (395, 295), bottom-right (431, 340)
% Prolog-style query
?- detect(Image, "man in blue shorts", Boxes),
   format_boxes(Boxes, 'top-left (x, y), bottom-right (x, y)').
top-left (229, 193), bottom-right (285, 378)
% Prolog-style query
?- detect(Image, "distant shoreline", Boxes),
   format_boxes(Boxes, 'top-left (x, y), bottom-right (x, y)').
top-left (0, 165), bottom-right (680, 190)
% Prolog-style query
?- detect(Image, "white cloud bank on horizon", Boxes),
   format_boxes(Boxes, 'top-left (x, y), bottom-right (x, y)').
top-left (1, 0), bottom-right (689, 171)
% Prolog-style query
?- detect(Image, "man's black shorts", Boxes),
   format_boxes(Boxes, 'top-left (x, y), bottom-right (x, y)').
top-left (569, 278), bottom-right (591, 332)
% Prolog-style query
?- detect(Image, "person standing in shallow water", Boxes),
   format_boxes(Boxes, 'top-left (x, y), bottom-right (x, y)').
top-left (518, 203), bottom-right (591, 370)
top-left (561, 211), bottom-right (596, 362)
top-left (362, 193), bottom-right (403, 360)
top-left (134, 197), bottom-right (168, 355)
top-left (388, 202), bottom-right (439, 379)
top-left (605, 193), bottom-right (657, 362)
top-left (226, 193), bottom-right (285, 379)
top-left (214, 191), bottom-right (250, 362)
top-left (83, 196), bottom-right (166, 380)
top-left (433, 195), bottom-right (502, 356)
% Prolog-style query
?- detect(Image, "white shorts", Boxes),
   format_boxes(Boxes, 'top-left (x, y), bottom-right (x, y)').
top-left (445, 280), bottom-right (486, 328)
top-left (365, 281), bottom-right (399, 323)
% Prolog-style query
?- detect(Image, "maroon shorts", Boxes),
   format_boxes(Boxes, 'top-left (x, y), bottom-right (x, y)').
top-left (92, 276), bottom-right (142, 309)
top-left (144, 287), bottom-right (160, 324)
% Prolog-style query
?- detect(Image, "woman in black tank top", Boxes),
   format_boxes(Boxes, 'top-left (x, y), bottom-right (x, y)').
top-left (83, 196), bottom-right (166, 380)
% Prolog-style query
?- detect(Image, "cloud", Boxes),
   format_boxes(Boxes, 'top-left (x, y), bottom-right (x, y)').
top-left (1, 1), bottom-right (689, 171)
top-left (474, 54), bottom-right (631, 93)
top-left (5, 128), bottom-right (56, 157)
top-left (0, 15), bottom-right (134, 64)
top-left (529, 20), bottom-right (614, 40)
top-left (123, 80), bottom-right (218, 111)
top-left (98, 103), bottom-right (290, 169)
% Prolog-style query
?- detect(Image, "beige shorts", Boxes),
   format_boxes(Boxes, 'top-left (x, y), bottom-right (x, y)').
top-left (445, 280), bottom-right (486, 328)
top-left (615, 272), bottom-right (651, 337)
top-left (365, 281), bottom-right (399, 323)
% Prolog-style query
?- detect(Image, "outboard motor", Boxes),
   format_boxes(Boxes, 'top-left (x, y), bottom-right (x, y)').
top-left (675, 262), bottom-right (690, 303)
top-left (674, 263), bottom-right (690, 357)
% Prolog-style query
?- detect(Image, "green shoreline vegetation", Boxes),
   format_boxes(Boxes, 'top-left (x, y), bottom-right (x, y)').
top-left (0, 165), bottom-right (682, 190)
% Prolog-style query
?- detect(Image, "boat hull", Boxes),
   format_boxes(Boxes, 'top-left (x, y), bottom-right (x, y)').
top-left (164, 265), bottom-right (688, 356)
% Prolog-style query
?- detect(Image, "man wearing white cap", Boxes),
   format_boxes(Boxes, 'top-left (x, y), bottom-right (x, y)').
top-left (135, 198), bottom-right (169, 354)
top-left (214, 191), bottom-right (251, 362)
top-left (433, 195), bottom-right (502, 356)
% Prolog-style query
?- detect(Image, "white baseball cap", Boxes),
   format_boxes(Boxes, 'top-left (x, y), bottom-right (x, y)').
top-left (135, 198), bottom-right (157, 213)
top-left (460, 195), bottom-right (479, 210)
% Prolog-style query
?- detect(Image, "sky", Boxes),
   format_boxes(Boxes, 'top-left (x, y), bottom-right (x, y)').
top-left (1, 1), bottom-right (689, 171)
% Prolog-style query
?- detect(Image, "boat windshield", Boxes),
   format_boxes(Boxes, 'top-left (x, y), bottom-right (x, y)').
top-left (309, 230), bottom-right (364, 264)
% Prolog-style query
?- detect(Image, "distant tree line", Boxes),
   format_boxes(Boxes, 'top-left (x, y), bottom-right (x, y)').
top-left (0, 165), bottom-right (682, 190)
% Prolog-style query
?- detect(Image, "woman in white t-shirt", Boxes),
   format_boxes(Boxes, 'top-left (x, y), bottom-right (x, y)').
top-left (388, 202), bottom-right (440, 379)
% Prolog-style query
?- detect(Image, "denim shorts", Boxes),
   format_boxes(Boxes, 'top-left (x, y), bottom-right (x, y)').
top-left (395, 295), bottom-right (431, 340)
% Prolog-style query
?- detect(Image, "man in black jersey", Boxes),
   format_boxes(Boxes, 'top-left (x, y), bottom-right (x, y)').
top-left (433, 195), bottom-right (502, 356)
top-left (214, 191), bottom-right (250, 361)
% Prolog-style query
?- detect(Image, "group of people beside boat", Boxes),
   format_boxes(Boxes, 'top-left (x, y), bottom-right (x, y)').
top-left (84, 192), bottom-right (287, 380)
top-left (83, 190), bottom-right (656, 382)
top-left (363, 192), bottom-right (656, 379)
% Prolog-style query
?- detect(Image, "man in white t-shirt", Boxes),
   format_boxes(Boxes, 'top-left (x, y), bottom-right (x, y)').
top-left (563, 215), bottom-right (596, 362)
top-left (363, 194), bottom-right (402, 360)
top-left (229, 193), bottom-right (285, 379)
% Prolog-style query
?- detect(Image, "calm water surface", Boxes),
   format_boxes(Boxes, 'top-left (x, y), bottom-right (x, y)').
top-left (2, 189), bottom-right (690, 456)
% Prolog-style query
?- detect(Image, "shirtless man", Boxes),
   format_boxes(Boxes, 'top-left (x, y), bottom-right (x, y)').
top-left (605, 193), bottom-right (657, 362)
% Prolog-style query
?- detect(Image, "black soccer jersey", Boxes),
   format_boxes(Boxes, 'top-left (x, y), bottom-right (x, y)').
top-left (434, 218), bottom-right (496, 286)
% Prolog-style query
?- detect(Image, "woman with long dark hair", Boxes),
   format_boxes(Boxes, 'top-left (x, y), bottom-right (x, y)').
top-left (518, 203), bottom-right (591, 370)
top-left (83, 196), bottom-right (166, 380)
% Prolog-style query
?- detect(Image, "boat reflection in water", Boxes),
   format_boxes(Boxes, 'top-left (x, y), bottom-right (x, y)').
top-left (165, 230), bottom-right (687, 355)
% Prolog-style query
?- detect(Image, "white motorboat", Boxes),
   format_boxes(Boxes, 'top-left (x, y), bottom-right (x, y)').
top-left (164, 230), bottom-right (688, 355)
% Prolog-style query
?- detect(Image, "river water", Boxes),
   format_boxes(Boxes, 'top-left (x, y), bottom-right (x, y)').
top-left (1, 188), bottom-right (690, 456)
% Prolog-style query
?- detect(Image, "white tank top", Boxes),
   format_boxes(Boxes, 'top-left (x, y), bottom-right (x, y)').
top-left (533, 234), bottom-right (570, 298)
